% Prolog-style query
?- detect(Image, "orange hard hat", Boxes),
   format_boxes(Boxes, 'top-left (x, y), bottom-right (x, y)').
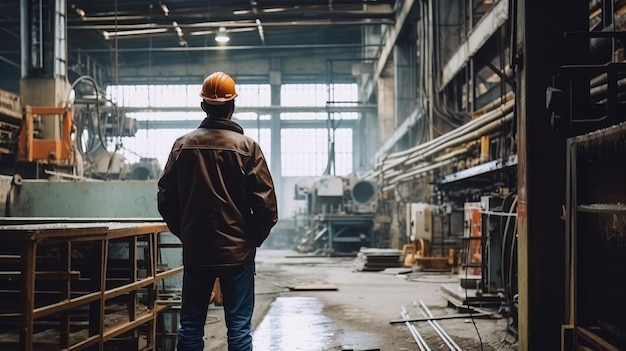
top-left (199, 71), bottom-right (238, 104)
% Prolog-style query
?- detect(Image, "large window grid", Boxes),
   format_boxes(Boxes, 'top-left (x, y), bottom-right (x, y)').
top-left (280, 128), bottom-right (352, 177)
top-left (104, 83), bottom-right (358, 177)
top-left (280, 84), bottom-right (358, 107)
top-left (280, 112), bottom-right (358, 121)
top-left (105, 84), bottom-right (270, 167)
top-left (120, 127), bottom-right (270, 168)
top-left (106, 84), bottom-right (271, 108)
top-left (279, 83), bottom-right (357, 176)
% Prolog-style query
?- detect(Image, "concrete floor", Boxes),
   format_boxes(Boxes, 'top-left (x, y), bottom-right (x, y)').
top-left (194, 249), bottom-right (518, 351)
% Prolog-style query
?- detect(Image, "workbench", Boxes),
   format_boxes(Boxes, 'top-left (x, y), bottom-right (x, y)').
top-left (0, 220), bottom-right (183, 351)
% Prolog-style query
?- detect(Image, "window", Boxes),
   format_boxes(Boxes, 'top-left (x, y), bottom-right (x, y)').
top-left (281, 83), bottom-right (358, 107)
top-left (106, 84), bottom-right (271, 167)
top-left (280, 112), bottom-right (359, 121)
top-left (246, 128), bottom-right (272, 168)
top-left (281, 128), bottom-right (352, 176)
top-left (279, 83), bottom-right (357, 176)
top-left (121, 128), bottom-right (271, 171)
top-left (105, 83), bottom-right (357, 179)
top-left (106, 84), bottom-right (270, 108)
top-left (121, 128), bottom-right (194, 167)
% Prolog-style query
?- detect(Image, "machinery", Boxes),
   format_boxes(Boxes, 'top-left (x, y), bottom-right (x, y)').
top-left (0, 90), bottom-right (25, 176)
top-left (405, 202), bottom-right (432, 242)
top-left (0, 89), bottom-right (78, 178)
top-left (548, 28), bottom-right (626, 350)
top-left (0, 80), bottom-right (142, 181)
top-left (436, 194), bottom-right (518, 333)
top-left (72, 83), bottom-right (139, 180)
top-left (295, 175), bottom-right (378, 256)
top-left (128, 158), bottom-right (162, 180)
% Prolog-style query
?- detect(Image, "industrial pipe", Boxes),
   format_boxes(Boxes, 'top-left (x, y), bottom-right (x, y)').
top-left (377, 94), bottom-right (513, 163)
top-left (367, 98), bottom-right (514, 180)
top-left (378, 112), bottom-right (513, 187)
top-left (381, 145), bottom-right (470, 181)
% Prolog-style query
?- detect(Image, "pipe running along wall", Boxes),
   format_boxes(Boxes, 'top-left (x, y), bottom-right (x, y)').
top-left (366, 95), bottom-right (515, 188)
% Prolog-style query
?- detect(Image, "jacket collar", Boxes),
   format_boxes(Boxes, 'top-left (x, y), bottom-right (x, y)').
top-left (199, 117), bottom-right (244, 134)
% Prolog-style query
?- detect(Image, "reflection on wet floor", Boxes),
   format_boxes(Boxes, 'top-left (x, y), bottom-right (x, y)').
top-left (253, 296), bottom-right (335, 351)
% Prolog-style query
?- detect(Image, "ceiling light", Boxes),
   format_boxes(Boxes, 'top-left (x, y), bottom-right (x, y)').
top-left (215, 27), bottom-right (230, 43)
top-left (160, 2), bottom-right (169, 16)
top-left (102, 28), bottom-right (168, 40)
top-left (71, 4), bottom-right (86, 18)
top-left (262, 7), bottom-right (286, 13)
top-left (173, 21), bottom-right (183, 36)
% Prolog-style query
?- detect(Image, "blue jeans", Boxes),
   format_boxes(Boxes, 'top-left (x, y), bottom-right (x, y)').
top-left (176, 260), bottom-right (255, 351)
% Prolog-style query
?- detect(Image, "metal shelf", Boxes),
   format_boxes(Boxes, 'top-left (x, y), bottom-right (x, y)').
top-left (577, 204), bottom-right (626, 213)
top-left (0, 221), bottom-right (182, 351)
top-left (437, 154), bottom-right (518, 185)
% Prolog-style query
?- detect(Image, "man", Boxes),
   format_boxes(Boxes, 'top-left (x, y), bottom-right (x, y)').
top-left (157, 71), bottom-right (278, 351)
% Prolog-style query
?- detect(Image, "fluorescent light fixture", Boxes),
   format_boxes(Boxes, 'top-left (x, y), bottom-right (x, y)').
top-left (160, 2), bottom-right (169, 16)
top-left (262, 7), bottom-right (286, 13)
top-left (215, 27), bottom-right (230, 43)
top-left (102, 28), bottom-right (168, 40)
top-left (71, 4), bottom-right (86, 18)
top-left (173, 21), bottom-right (183, 36)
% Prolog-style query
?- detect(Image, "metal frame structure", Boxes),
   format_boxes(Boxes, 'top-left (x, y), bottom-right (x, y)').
top-left (0, 221), bottom-right (182, 351)
top-left (566, 122), bottom-right (626, 351)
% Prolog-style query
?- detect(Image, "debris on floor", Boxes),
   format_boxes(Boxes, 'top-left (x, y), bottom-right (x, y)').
top-left (287, 283), bottom-right (338, 291)
top-left (352, 247), bottom-right (402, 272)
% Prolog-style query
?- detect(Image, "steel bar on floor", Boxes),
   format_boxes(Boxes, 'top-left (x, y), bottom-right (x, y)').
top-left (400, 306), bottom-right (431, 351)
top-left (413, 300), bottom-right (463, 351)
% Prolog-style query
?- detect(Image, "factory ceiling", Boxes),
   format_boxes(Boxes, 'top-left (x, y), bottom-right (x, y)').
top-left (0, 0), bottom-right (400, 87)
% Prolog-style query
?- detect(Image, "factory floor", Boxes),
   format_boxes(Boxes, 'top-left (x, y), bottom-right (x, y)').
top-left (194, 249), bottom-right (518, 351)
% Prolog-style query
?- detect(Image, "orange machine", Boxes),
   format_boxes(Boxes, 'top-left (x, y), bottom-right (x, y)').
top-left (464, 202), bottom-right (483, 276)
top-left (18, 106), bottom-right (74, 165)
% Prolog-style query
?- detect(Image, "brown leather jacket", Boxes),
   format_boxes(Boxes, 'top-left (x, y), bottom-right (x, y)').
top-left (157, 117), bottom-right (278, 268)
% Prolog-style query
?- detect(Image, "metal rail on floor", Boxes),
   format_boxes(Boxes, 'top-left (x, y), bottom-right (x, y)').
top-left (400, 306), bottom-right (431, 351)
top-left (413, 300), bottom-right (463, 351)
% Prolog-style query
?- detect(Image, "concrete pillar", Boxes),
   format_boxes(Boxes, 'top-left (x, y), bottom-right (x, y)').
top-left (377, 65), bottom-right (395, 148)
top-left (354, 110), bottom-right (378, 172)
top-left (362, 26), bottom-right (383, 63)
top-left (394, 41), bottom-right (414, 129)
top-left (515, 0), bottom-right (587, 349)
top-left (20, 0), bottom-right (69, 139)
top-left (269, 64), bottom-right (283, 214)
top-left (19, 78), bottom-right (70, 107)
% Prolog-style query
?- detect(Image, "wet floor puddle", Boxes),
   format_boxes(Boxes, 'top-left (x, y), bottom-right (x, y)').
top-left (253, 296), bottom-right (335, 350)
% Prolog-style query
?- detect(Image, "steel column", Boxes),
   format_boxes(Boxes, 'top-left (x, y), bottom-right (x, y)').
top-left (515, 0), bottom-right (587, 349)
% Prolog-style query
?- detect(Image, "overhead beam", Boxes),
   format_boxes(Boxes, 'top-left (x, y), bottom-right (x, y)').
top-left (66, 19), bottom-right (393, 31)
top-left (65, 43), bottom-right (380, 53)
top-left (137, 119), bottom-right (358, 130)
top-left (63, 10), bottom-right (396, 26)
top-left (360, 0), bottom-right (417, 102)
top-left (118, 105), bottom-right (376, 114)
top-left (0, 55), bottom-right (19, 68)
top-left (439, 0), bottom-right (509, 90)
